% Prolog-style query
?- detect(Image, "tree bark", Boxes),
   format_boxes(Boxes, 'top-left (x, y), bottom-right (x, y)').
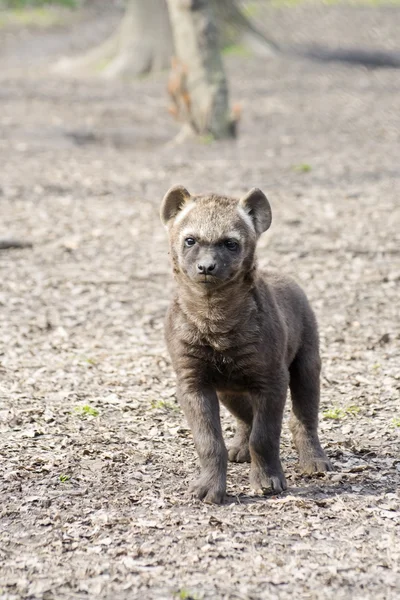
top-left (53, 0), bottom-right (174, 78)
top-left (53, 0), bottom-right (276, 79)
top-left (166, 0), bottom-right (233, 139)
top-left (215, 0), bottom-right (278, 55)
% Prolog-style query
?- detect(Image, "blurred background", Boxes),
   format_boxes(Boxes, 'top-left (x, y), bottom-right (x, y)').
top-left (0, 1), bottom-right (399, 598)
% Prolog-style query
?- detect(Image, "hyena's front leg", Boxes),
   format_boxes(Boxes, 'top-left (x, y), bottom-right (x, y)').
top-left (177, 383), bottom-right (227, 504)
top-left (249, 372), bottom-right (288, 494)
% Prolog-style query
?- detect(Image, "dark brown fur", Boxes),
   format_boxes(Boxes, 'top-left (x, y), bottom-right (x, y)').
top-left (161, 185), bottom-right (332, 504)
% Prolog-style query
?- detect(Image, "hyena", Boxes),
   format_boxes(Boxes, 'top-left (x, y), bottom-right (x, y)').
top-left (161, 185), bottom-right (332, 504)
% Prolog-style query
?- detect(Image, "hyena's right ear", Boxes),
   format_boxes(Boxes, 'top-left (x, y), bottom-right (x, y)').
top-left (160, 185), bottom-right (191, 227)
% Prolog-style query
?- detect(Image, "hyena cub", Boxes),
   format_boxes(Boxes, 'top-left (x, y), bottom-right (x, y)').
top-left (161, 185), bottom-right (332, 504)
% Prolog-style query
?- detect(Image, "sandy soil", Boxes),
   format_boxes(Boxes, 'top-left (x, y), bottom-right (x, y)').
top-left (0, 3), bottom-right (399, 599)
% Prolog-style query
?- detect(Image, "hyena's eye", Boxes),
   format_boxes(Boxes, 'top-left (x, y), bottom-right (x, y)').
top-left (224, 240), bottom-right (239, 251)
top-left (185, 237), bottom-right (196, 247)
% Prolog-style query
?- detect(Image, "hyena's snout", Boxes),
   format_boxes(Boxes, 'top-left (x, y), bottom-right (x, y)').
top-left (191, 248), bottom-right (217, 274)
top-left (196, 258), bottom-right (216, 274)
top-left (193, 250), bottom-right (227, 282)
top-left (191, 245), bottom-right (243, 284)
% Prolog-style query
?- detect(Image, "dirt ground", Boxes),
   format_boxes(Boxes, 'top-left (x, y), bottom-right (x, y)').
top-left (0, 3), bottom-right (399, 599)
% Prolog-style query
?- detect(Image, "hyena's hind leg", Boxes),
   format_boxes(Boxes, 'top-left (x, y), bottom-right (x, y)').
top-left (218, 392), bottom-right (252, 463)
top-left (289, 345), bottom-right (332, 474)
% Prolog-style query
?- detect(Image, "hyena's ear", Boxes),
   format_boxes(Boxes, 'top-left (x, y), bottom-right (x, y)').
top-left (239, 188), bottom-right (272, 235)
top-left (160, 185), bottom-right (191, 226)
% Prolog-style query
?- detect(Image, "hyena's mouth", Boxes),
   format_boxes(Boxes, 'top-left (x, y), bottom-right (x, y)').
top-left (195, 274), bottom-right (220, 285)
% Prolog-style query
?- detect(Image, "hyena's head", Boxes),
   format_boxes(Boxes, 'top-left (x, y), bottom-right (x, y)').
top-left (160, 185), bottom-right (272, 289)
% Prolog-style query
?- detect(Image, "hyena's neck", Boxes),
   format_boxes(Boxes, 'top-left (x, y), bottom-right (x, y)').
top-left (176, 276), bottom-right (256, 337)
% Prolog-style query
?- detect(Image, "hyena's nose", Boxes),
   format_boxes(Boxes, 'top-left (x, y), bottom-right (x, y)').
top-left (197, 261), bottom-right (216, 274)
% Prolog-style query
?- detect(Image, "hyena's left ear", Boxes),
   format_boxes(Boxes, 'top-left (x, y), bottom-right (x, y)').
top-left (239, 188), bottom-right (272, 235)
top-left (161, 185), bottom-right (191, 226)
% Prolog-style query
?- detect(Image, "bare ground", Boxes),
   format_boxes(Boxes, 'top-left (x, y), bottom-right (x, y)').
top-left (0, 4), bottom-right (399, 599)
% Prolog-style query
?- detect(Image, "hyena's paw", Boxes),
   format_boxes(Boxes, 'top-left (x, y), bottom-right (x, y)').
top-left (228, 443), bottom-right (251, 463)
top-left (250, 464), bottom-right (287, 495)
top-left (299, 454), bottom-right (333, 475)
top-left (189, 473), bottom-right (226, 504)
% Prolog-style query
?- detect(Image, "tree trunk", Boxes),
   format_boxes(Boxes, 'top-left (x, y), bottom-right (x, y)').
top-left (53, 0), bottom-right (276, 79)
top-left (166, 0), bottom-right (233, 139)
top-left (53, 0), bottom-right (174, 78)
top-left (215, 0), bottom-right (278, 55)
